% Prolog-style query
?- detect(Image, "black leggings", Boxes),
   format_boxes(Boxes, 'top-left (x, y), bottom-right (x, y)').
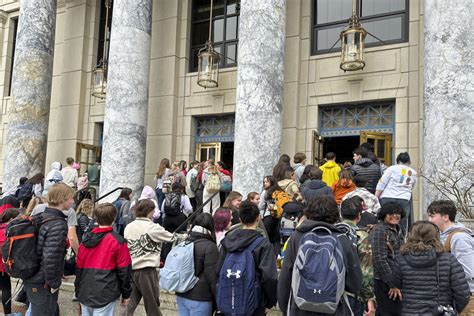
top-left (0, 272), bottom-right (11, 314)
top-left (263, 216), bottom-right (281, 256)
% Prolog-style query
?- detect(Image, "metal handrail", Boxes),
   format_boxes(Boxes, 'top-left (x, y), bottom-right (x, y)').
top-left (173, 190), bottom-right (220, 233)
top-left (95, 187), bottom-right (124, 203)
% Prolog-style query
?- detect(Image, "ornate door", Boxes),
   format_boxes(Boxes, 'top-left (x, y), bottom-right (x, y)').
top-left (360, 131), bottom-right (392, 165)
top-left (195, 142), bottom-right (221, 162)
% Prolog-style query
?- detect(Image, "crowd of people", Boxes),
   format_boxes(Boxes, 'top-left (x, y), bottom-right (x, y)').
top-left (0, 144), bottom-right (472, 316)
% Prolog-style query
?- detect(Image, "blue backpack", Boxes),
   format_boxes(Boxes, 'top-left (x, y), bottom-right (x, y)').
top-left (160, 241), bottom-right (199, 293)
top-left (291, 226), bottom-right (346, 314)
top-left (217, 236), bottom-right (264, 316)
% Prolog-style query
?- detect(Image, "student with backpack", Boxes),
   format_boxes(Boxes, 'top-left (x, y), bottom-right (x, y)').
top-left (278, 196), bottom-right (362, 316)
top-left (17, 173), bottom-right (44, 207)
top-left (340, 197), bottom-right (375, 316)
top-left (264, 177), bottom-right (291, 256)
top-left (21, 183), bottom-right (73, 315)
top-left (427, 200), bottom-right (474, 315)
top-left (161, 183), bottom-right (192, 260)
top-left (172, 213), bottom-right (219, 316)
top-left (0, 208), bottom-right (20, 315)
top-left (76, 198), bottom-right (94, 243)
top-left (216, 200), bottom-right (278, 316)
top-left (186, 161), bottom-right (200, 211)
top-left (202, 160), bottom-right (222, 214)
top-left (112, 187), bottom-right (133, 235)
top-left (124, 199), bottom-right (187, 315)
top-left (75, 203), bottom-right (132, 316)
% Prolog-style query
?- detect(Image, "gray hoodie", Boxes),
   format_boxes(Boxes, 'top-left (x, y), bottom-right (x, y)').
top-left (441, 223), bottom-right (474, 292)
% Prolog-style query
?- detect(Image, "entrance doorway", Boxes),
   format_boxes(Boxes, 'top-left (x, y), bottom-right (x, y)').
top-left (195, 142), bottom-right (234, 172)
top-left (322, 136), bottom-right (360, 164)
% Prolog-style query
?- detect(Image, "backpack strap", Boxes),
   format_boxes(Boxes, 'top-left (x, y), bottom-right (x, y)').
top-left (444, 229), bottom-right (468, 252)
top-left (246, 236), bottom-right (264, 253)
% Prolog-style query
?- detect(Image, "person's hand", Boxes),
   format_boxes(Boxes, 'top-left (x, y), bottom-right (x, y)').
top-left (388, 288), bottom-right (402, 301)
top-left (121, 298), bottom-right (130, 306)
top-left (365, 299), bottom-right (375, 316)
top-left (76, 303), bottom-right (81, 314)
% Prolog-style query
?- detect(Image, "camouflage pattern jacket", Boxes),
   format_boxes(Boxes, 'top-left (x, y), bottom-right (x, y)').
top-left (342, 219), bottom-right (375, 302)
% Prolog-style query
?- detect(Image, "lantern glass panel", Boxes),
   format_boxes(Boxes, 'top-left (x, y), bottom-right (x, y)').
top-left (340, 29), bottom-right (366, 71)
top-left (92, 68), bottom-right (107, 98)
top-left (198, 51), bottom-right (220, 88)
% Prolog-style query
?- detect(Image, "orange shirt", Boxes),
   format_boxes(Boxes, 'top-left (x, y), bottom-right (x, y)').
top-left (332, 180), bottom-right (356, 205)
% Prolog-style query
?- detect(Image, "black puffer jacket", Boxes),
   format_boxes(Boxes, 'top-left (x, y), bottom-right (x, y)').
top-left (393, 249), bottom-right (470, 315)
top-left (27, 208), bottom-right (68, 289)
top-left (77, 213), bottom-right (91, 243)
top-left (177, 231), bottom-right (219, 302)
top-left (350, 158), bottom-right (381, 193)
top-left (300, 180), bottom-right (333, 203)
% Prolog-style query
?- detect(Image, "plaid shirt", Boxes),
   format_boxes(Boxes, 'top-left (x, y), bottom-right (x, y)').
top-left (369, 222), bottom-right (404, 287)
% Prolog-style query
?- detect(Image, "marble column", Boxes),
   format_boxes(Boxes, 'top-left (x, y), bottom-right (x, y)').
top-left (99, 0), bottom-right (152, 198)
top-left (422, 0), bottom-right (474, 212)
top-left (3, 0), bottom-right (57, 194)
top-left (232, 0), bottom-right (286, 196)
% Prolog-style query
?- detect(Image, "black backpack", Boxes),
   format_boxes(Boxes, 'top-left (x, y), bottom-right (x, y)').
top-left (163, 193), bottom-right (182, 216)
top-left (2, 214), bottom-right (62, 280)
top-left (16, 183), bottom-right (33, 203)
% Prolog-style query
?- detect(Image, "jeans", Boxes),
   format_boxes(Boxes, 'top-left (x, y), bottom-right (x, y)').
top-left (81, 301), bottom-right (116, 316)
top-left (380, 198), bottom-right (411, 235)
top-left (176, 296), bottom-right (212, 316)
top-left (156, 188), bottom-right (165, 213)
top-left (24, 282), bottom-right (59, 316)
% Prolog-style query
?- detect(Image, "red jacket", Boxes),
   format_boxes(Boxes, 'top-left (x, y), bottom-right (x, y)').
top-left (0, 223), bottom-right (6, 273)
top-left (75, 227), bottom-right (132, 308)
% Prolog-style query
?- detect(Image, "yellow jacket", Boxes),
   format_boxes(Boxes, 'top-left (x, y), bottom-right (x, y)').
top-left (319, 161), bottom-right (341, 187)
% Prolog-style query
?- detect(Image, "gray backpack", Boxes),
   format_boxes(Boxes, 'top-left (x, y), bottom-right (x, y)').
top-left (160, 241), bottom-right (199, 293)
top-left (291, 226), bottom-right (347, 314)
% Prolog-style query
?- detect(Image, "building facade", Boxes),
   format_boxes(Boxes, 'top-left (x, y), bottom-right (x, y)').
top-left (0, 0), bottom-right (472, 218)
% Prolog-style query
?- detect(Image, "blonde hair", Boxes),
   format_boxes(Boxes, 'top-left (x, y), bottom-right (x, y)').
top-left (77, 199), bottom-right (94, 217)
top-left (26, 196), bottom-right (46, 216)
top-left (223, 191), bottom-right (243, 209)
top-left (47, 183), bottom-right (74, 207)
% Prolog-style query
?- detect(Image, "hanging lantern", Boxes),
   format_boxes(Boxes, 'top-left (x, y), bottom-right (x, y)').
top-left (339, 0), bottom-right (367, 72)
top-left (92, 0), bottom-right (112, 99)
top-left (92, 64), bottom-right (107, 99)
top-left (197, 0), bottom-right (220, 88)
top-left (197, 41), bottom-right (220, 88)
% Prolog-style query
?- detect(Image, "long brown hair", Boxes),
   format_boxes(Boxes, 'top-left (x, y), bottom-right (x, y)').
top-left (400, 221), bottom-right (444, 255)
top-left (335, 169), bottom-right (353, 187)
top-left (156, 158), bottom-right (170, 178)
top-left (223, 191), bottom-right (243, 210)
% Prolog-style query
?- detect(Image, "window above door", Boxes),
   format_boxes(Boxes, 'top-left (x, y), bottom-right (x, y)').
top-left (311, 0), bottom-right (409, 55)
top-left (190, 0), bottom-right (240, 72)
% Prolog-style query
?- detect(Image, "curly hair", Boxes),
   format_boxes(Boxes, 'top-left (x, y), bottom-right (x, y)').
top-left (401, 221), bottom-right (444, 255)
top-left (377, 202), bottom-right (405, 221)
top-left (304, 196), bottom-right (340, 224)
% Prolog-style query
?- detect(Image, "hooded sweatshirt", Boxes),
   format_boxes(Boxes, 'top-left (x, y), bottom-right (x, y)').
top-left (319, 161), bottom-right (341, 187)
top-left (278, 220), bottom-right (362, 316)
top-left (293, 163), bottom-right (305, 185)
top-left (440, 223), bottom-right (474, 292)
top-left (301, 179), bottom-right (333, 203)
top-left (43, 161), bottom-right (63, 195)
top-left (75, 226), bottom-right (132, 308)
top-left (130, 185), bottom-right (160, 218)
top-left (217, 229), bottom-right (278, 310)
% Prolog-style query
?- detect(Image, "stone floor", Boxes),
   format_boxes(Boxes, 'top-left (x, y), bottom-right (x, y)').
top-left (0, 276), bottom-right (282, 315)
